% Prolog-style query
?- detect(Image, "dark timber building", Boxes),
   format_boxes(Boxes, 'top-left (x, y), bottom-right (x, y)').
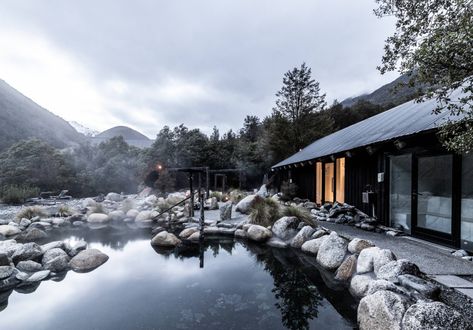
top-left (272, 90), bottom-right (473, 252)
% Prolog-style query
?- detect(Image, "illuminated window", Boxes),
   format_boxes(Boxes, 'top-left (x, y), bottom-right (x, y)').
top-left (336, 158), bottom-right (345, 203)
top-left (315, 162), bottom-right (322, 204)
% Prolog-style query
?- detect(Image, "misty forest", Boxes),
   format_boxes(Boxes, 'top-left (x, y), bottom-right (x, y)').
top-left (0, 63), bottom-right (419, 203)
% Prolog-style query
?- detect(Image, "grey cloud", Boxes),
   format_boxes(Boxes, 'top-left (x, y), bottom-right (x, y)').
top-left (0, 0), bottom-right (397, 136)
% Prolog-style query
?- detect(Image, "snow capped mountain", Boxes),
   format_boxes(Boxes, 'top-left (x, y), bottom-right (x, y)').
top-left (69, 121), bottom-right (99, 137)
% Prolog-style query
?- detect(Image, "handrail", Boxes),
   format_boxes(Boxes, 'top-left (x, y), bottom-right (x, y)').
top-left (152, 195), bottom-right (193, 220)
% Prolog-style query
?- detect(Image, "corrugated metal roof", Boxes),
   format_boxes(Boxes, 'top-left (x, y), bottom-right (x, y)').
top-left (272, 89), bottom-right (465, 169)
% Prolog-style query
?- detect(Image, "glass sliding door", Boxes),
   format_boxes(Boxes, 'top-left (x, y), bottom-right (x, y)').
top-left (315, 162), bottom-right (323, 205)
top-left (416, 155), bottom-right (453, 234)
top-left (324, 163), bottom-right (334, 203)
top-left (390, 154), bottom-right (412, 233)
top-left (335, 158), bottom-right (345, 203)
top-left (462, 155), bottom-right (473, 251)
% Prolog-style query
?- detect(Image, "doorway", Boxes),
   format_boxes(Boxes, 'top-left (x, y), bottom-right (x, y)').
top-left (413, 154), bottom-right (453, 242)
top-left (324, 163), bottom-right (334, 203)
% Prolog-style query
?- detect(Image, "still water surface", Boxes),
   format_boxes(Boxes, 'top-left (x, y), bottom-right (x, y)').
top-left (1, 228), bottom-right (357, 330)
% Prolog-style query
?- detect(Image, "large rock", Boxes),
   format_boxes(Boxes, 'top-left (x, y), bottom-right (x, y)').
top-left (316, 232), bottom-right (348, 270)
top-left (82, 198), bottom-right (97, 208)
top-left (301, 236), bottom-right (329, 255)
top-left (105, 192), bottom-right (123, 202)
top-left (16, 260), bottom-right (42, 273)
top-left (357, 247), bottom-right (396, 275)
top-left (247, 225), bottom-right (272, 242)
top-left (204, 227), bottom-right (236, 236)
top-left (0, 266), bottom-right (15, 280)
top-left (235, 195), bottom-right (257, 214)
top-left (376, 259), bottom-right (420, 282)
top-left (350, 273), bottom-right (376, 298)
top-left (41, 241), bottom-right (65, 253)
top-left (348, 238), bottom-right (375, 254)
top-left (12, 243), bottom-right (43, 263)
top-left (0, 240), bottom-right (20, 257)
top-left (366, 279), bottom-right (401, 296)
top-left (290, 226), bottom-right (315, 248)
top-left (219, 202), bottom-right (232, 221)
top-left (126, 209), bottom-right (139, 220)
top-left (234, 229), bottom-right (248, 239)
top-left (401, 301), bottom-right (471, 330)
top-left (69, 249), bottom-right (109, 272)
top-left (18, 228), bottom-right (48, 241)
top-left (373, 249), bottom-right (396, 275)
top-left (87, 213), bottom-right (110, 223)
top-left (358, 290), bottom-right (411, 330)
top-left (0, 225), bottom-right (21, 237)
top-left (19, 218), bottom-right (31, 228)
top-left (135, 211), bottom-right (155, 222)
top-left (108, 210), bottom-right (126, 221)
top-left (64, 241), bottom-right (87, 257)
top-left (179, 227), bottom-right (199, 239)
top-left (144, 195), bottom-right (158, 206)
top-left (272, 216), bottom-right (299, 241)
top-left (26, 270), bottom-right (50, 282)
top-left (42, 248), bottom-right (70, 272)
top-left (335, 254), bottom-right (357, 281)
top-left (256, 184), bottom-right (268, 197)
top-left (397, 274), bottom-right (439, 299)
top-left (150, 231), bottom-right (181, 247)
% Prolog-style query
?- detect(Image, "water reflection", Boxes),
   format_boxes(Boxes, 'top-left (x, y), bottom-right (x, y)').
top-left (154, 238), bottom-right (356, 329)
top-left (1, 230), bottom-right (356, 330)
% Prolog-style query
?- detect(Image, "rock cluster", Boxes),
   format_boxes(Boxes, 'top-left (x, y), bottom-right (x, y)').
top-left (0, 239), bottom-right (108, 299)
top-left (282, 199), bottom-right (404, 237)
top-left (202, 203), bottom-right (471, 330)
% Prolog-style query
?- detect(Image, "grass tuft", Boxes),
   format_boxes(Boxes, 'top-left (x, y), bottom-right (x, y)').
top-left (16, 206), bottom-right (47, 220)
top-left (249, 197), bottom-right (281, 227)
top-left (57, 205), bottom-right (73, 217)
top-left (282, 205), bottom-right (316, 226)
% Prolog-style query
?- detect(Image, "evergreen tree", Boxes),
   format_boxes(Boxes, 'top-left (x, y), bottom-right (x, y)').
top-left (266, 63), bottom-right (333, 162)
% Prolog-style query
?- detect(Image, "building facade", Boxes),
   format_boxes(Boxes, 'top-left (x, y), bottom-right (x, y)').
top-left (272, 91), bottom-right (473, 252)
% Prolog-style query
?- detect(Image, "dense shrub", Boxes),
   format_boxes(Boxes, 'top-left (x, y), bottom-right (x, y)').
top-left (0, 139), bottom-right (75, 193)
top-left (0, 185), bottom-right (39, 204)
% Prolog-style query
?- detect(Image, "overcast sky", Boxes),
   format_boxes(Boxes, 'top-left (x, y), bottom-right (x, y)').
top-left (0, 0), bottom-right (397, 138)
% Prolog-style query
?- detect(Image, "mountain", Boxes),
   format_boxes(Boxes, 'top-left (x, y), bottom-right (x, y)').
top-left (92, 126), bottom-right (153, 148)
top-left (69, 121), bottom-right (99, 137)
top-left (341, 74), bottom-right (422, 108)
top-left (0, 79), bottom-right (85, 152)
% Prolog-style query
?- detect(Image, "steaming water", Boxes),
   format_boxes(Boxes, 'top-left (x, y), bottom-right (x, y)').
top-left (0, 227), bottom-right (357, 330)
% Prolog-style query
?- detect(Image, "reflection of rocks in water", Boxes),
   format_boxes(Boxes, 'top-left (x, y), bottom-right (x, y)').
top-left (50, 271), bottom-right (68, 282)
top-left (0, 289), bottom-right (12, 312)
top-left (14, 281), bottom-right (41, 294)
top-left (45, 224), bottom-right (151, 251)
